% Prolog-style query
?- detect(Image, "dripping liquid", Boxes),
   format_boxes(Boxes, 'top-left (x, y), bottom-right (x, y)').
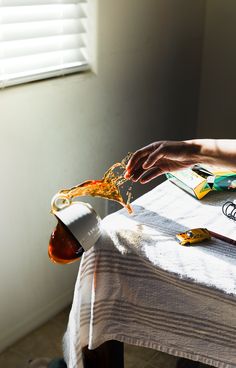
top-left (49, 153), bottom-right (133, 264)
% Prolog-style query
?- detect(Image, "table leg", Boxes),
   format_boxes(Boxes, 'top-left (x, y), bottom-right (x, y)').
top-left (82, 340), bottom-right (124, 368)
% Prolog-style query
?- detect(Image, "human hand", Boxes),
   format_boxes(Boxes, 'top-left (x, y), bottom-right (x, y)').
top-left (125, 140), bottom-right (201, 183)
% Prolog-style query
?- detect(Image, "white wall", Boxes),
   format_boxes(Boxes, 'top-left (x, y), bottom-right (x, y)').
top-left (198, 0), bottom-right (236, 137)
top-left (0, 0), bottom-right (205, 352)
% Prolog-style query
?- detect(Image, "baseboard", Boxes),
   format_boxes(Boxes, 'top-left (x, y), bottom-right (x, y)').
top-left (0, 288), bottom-right (74, 353)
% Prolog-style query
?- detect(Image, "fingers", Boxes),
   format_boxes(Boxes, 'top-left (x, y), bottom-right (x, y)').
top-left (139, 167), bottom-right (164, 183)
top-left (126, 156), bottom-right (147, 182)
top-left (125, 152), bottom-right (149, 179)
top-left (124, 152), bottom-right (145, 178)
top-left (131, 159), bottom-right (168, 183)
top-left (142, 141), bottom-right (198, 170)
top-left (130, 157), bottom-right (196, 184)
top-left (125, 140), bottom-right (198, 183)
top-left (142, 144), bottom-right (166, 169)
top-left (125, 142), bottom-right (162, 179)
top-left (142, 141), bottom-right (181, 169)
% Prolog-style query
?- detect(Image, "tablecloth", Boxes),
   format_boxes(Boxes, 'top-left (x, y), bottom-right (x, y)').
top-left (63, 180), bottom-right (236, 368)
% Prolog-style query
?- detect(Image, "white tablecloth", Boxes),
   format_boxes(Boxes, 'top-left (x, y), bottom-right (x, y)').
top-left (63, 181), bottom-right (236, 368)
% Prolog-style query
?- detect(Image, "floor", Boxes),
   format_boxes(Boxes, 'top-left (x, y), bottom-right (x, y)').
top-left (0, 305), bottom-right (206, 368)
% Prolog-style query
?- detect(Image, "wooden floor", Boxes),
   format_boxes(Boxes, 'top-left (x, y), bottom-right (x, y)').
top-left (0, 306), bottom-right (206, 368)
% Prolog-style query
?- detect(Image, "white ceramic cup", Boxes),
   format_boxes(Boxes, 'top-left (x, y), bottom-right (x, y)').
top-left (51, 195), bottom-right (102, 251)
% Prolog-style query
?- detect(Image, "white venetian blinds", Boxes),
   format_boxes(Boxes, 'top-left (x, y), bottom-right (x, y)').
top-left (0, 0), bottom-right (89, 87)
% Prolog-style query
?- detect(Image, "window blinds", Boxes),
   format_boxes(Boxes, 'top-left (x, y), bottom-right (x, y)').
top-left (0, 0), bottom-right (89, 87)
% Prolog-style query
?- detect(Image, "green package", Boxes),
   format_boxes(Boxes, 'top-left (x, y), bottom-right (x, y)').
top-left (166, 165), bottom-right (236, 199)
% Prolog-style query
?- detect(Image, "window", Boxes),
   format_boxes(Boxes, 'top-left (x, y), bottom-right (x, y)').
top-left (0, 0), bottom-right (90, 87)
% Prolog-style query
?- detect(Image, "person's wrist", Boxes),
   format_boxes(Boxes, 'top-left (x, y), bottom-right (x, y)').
top-left (184, 139), bottom-right (204, 164)
top-left (187, 139), bottom-right (215, 165)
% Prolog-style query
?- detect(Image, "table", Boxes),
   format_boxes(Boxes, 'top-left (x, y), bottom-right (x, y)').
top-left (63, 181), bottom-right (236, 368)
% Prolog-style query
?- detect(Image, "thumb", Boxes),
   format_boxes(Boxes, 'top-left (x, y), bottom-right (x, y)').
top-left (140, 167), bottom-right (164, 183)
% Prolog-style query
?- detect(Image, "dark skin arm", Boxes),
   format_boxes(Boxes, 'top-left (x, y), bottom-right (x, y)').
top-left (125, 139), bottom-right (236, 184)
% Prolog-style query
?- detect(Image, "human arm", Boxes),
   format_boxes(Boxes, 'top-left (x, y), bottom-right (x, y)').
top-left (125, 139), bottom-right (236, 184)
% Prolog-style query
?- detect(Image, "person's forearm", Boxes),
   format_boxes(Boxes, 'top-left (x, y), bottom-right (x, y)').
top-left (187, 139), bottom-right (236, 170)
